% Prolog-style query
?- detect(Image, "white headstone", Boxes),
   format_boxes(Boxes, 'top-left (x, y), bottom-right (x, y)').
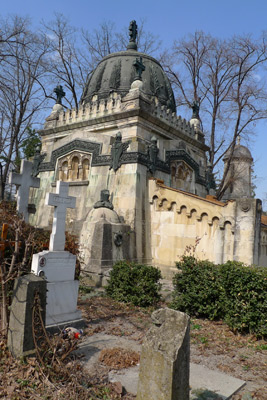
top-left (9, 160), bottom-right (40, 222)
top-left (45, 181), bottom-right (76, 251)
top-left (31, 180), bottom-right (82, 328)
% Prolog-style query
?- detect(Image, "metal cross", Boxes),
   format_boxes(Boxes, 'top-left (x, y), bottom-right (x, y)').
top-left (45, 181), bottom-right (76, 251)
top-left (54, 85), bottom-right (65, 105)
top-left (133, 57), bottom-right (145, 81)
top-left (9, 160), bottom-right (40, 222)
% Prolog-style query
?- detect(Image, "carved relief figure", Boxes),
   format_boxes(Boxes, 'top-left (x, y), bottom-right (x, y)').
top-left (110, 132), bottom-right (129, 172)
top-left (171, 161), bottom-right (193, 191)
top-left (147, 136), bottom-right (159, 175)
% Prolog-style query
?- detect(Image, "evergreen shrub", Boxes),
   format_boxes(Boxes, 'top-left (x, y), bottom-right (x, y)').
top-left (106, 261), bottom-right (162, 307)
top-left (170, 256), bottom-right (267, 338)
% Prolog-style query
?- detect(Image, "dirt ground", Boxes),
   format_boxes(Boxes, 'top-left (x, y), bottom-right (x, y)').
top-left (78, 292), bottom-right (267, 400)
top-left (1, 291), bottom-right (266, 399)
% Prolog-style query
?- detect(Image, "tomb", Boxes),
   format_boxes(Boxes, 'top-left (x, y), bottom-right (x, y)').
top-left (29, 20), bottom-right (267, 280)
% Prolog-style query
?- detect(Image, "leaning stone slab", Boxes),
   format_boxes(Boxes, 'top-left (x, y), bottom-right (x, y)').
top-left (136, 308), bottom-right (190, 400)
top-left (7, 274), bottom-right (46, 358)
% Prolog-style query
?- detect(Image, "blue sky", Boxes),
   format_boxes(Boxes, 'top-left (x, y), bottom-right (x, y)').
top-left (2, 0), bottom-right (267, 201)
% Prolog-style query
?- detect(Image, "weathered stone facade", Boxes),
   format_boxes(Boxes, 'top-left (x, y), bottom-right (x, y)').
top-left (30, 29), bottom-right (266, 282)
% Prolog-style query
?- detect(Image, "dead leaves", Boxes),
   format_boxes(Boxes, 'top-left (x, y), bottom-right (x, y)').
top-left (99, 347), bottom-right (140, 370)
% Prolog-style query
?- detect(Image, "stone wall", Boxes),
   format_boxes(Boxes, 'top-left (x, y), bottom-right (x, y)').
top-left (149, 179), bottom-right (264, 276)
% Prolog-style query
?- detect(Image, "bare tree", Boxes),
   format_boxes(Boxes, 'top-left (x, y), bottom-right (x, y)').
top-left (0, 17), bottom-right (49, 199)
top-left (163, 32), bottom-right (267, 199)
top-left (42, 14), bottom-right (87, 110)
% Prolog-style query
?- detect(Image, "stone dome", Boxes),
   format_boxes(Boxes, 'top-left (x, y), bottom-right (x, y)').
top-left (80, 50), bottom-right (176, 112)
top-left (223, 144), bottom-right (253, 161)
top-left (88, 207), bottom-right (120, 224)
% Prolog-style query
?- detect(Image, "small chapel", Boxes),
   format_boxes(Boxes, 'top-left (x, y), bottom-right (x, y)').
top-left (30, 21), bottom-right (267, 284)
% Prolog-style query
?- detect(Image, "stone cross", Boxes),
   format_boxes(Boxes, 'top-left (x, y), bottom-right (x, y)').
top-left (54, 85), bottom-right (65, 105)
top-left (46, 181), bottom-right (76, 251)
top-left (133, 57), bottom-right (145, 81)
top-left (9, 160), bottom-right (40, 222)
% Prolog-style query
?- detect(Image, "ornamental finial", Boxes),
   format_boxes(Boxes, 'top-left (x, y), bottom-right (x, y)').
top-left (127, 20), bottom-right (138, 51)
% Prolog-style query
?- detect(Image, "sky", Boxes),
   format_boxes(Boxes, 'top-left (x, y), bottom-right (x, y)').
top-left (1, 0), bottom-right (267, 201)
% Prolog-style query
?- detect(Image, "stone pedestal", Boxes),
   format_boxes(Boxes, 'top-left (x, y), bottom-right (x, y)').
top-left (80, 207), bottom-right (132, 286)
top-left (8, 274), bottom-right (46, 358)
top-left (137, 308), bottom-right (190, 400)
top-left (31, 250), bottom-right (82, 328)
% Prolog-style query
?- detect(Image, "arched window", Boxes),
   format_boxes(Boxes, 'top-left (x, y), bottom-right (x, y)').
top-left (61, 161), bottom-right (68, 181)
top-left (71, 156), bottom-right (79, 180)
top-left (82, 158), bottom-right (90, 180)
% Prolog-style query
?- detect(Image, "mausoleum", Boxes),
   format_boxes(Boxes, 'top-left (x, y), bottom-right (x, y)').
top-left (30, 21), bottom-right (267, 284)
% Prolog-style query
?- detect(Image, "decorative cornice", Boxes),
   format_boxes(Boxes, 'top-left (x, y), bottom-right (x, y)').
top-left (39, 140), bottom-right (206, 185)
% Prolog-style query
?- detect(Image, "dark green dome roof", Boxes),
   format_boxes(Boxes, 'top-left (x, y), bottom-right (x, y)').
top-left (80, 50), bottom-right (176, 113)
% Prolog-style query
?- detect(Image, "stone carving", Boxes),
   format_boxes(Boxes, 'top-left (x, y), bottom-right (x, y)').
top-left (133, 57), bottom-right (145, 81)
top-left (166, 149), bottom-right (206, 186)
top-left (171, 161), bottom-right (193, 191)
top-left (54, 85), bottom-right (65, 105)
top-left (114, 232), bottom-right (123, 247)
top-left (110, 132), bottom-right (130, 172)
top-left (137, 308), bottom-right (190, 400)
top-left (94, 189), bottom-right (114, 210)
top-left (150, 64), bottom-right (162, 97)
top-left (9, 160), bottom-right (40, 222)
top-left (240, 198), bottom-right (251, 213)
top-left (32, 146), bottom-right (45, 177)
top-left (147, 136), bottom-right (159, 175)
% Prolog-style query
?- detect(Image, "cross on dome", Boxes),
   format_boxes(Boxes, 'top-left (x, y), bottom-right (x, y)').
top-left (133, 56), bottom-right (145, 81)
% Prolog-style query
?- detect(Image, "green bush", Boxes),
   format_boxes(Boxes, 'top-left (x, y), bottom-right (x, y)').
top-left (106, 261), bottom-right (162, 307)
top-left (170, 257), bottom-right (267, 338)
top-left (171, 256), bottom-right (224, 320)
top-left (220, 261), bottom-right (267, 337)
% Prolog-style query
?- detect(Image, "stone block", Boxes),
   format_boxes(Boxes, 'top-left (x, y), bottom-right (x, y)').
top-left (136, 308), bottom-right (190, 400)
top-left (46, 280), bottom-right (82, 326)
top-left (7, 274), bottom-right (46, 358)
top-left (31, 250), bottom-right (76, 282)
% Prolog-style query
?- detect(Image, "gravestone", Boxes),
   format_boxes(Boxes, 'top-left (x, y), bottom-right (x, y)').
top-left (136, 308), bottom-right (190, 400)
top-left (31, 181), bottom-right (82, 328)
top-left (7, 274), bottom-right (46, 358)
top-left (9, 160), bottom-right (40, 222)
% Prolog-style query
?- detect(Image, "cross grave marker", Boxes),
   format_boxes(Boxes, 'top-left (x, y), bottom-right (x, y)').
top-left (9, 160), bottom-right (40, 222)
top-left (45, 181), bottom-right (76, 251)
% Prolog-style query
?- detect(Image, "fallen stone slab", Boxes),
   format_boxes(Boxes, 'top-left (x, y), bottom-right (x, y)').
top-left (190, 363), bottom-right (246, 399)
top-left (109, 363), bottom-right (246, 399)
top-left (77, 333), bottom-right (246, 399)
